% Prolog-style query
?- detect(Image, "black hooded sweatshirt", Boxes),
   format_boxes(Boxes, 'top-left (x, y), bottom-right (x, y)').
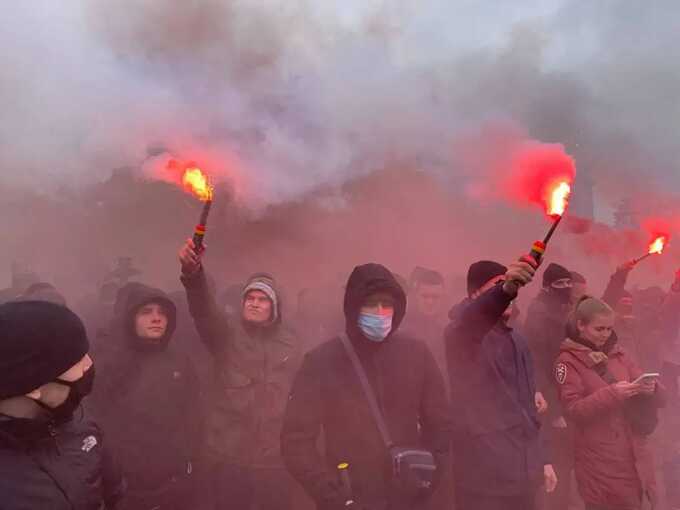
top-left (281, 263), bottom-right (451, 510)
top-left (90, 284), bottom-right (201, 492)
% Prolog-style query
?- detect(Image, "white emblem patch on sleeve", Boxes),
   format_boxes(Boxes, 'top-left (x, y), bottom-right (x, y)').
top-left (81, 435), bottom-right (98, 453)
top-left (555, 363), bottom-right (568, 385)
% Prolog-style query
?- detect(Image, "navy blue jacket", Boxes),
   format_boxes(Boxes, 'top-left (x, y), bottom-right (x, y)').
top-left (445, 284), bottom-right (545, 495)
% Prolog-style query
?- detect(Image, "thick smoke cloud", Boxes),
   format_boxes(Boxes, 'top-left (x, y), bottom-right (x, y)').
top-left (2, 1), bottom-right (680, 302)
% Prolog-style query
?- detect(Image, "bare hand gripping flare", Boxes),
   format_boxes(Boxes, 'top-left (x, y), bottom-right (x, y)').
top-left (182, 167), bottom-right (213, 252)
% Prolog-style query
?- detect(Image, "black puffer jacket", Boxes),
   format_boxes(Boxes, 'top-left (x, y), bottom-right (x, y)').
top-left (90, 284), bottom-right (201, 493)
top-left (0, 411), bottom-right (125, 510)
top-left (281, 263), bottom-right (451, 510)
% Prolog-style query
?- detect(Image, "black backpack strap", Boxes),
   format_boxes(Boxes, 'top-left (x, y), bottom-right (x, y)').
top-left (339, 333), bottom-right (394, 449)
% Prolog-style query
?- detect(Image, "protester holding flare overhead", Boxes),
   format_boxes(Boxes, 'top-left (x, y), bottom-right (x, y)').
top-left (653, 270), bottom-right (680, 510)
top-left (555, 296), bottom-right (666, 510)
top-left (179, 239), bottom-right (300, 510)
top-left (445, 255), bottom-right (556, 510)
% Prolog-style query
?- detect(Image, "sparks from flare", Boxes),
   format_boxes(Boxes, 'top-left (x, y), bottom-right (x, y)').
top-left (182, 167), bottom-right (213, 201)
top-left (547, 181), bottom-right (571, 217)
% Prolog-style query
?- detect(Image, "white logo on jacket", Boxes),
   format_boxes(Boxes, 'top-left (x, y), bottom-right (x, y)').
top-left (555, 363), bottom-right (568, 385)
top-left (81, 435), bottom-right (98, 452)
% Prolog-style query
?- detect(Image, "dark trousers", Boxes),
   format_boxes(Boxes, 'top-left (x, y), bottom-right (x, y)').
top-left (544, 425), bottom-right (576, 510)
top-left (120, 471), bottom-right (202, 510)
top-left (212, 464), bottom-right (293, 510)
top-left (455, 488), bottom-right (536, 510)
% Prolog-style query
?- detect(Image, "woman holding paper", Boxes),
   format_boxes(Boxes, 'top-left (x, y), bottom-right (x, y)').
top-left (554, 296), bottom-right (665, 510)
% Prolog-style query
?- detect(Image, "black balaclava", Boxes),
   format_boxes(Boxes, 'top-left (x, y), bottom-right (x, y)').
top-left (542, 263), bottom-right (572, 304)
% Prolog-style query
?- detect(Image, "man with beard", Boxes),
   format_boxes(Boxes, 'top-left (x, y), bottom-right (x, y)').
top-left (447, 257), bottom-right (556, 510)
top-left (281, 263), bottom-right (450, 510)
top-left (0, 301), bottom-right (125, 509)
top-left (91, 283), bottom-right (202, 510)
top-left (179, 239), bottom-right (300, 510)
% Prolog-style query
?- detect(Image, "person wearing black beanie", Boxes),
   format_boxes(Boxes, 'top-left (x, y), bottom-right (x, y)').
top-left (466, 260), bottom-right (508, 297)
top-left (446, 255), bottom-right (556, 510)
top-left (0, 301), bottom-right (125, 510)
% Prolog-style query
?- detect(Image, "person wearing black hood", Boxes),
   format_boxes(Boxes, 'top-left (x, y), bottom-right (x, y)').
top-left (522, 262), bottom-right (573, 510)
top-left (0, 300), bottom-right (125, 509)
top-left (281, 263), bottom-right (451, 510)
top-left (446, 257), bottom-right (556, 510)
top-left (90, 283), bottom-right (202, 510)
top-left (179, 239), bottom-right (301, 510)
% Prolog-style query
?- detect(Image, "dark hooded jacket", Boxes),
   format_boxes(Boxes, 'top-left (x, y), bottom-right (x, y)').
top-left (523, 289), bottom-right (571, 420)
top-left (445, 284), bottom-right (545, 495)
top-left (281, 263), bottom-right (450, 510)
top-left (0, 408), bottom-right (124, 510)
top-left (181, 268), bottom-right (300, 468)
top-left (90, 284), bottom-right (201, 493)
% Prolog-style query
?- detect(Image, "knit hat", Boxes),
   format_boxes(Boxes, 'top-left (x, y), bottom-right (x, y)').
top-left (16, 282), bottom-right (67, 307)
top-left (0, 301), bottom-right (89, 399)
top-left (467, 261), bottom-right (508, 296)
top-left (410, 266), bottom-right (445, 289)
top-left (242, 273), bottom-right (279, 323)
top-left (570, 271), bottom-right (587, 285)
top-left (543, 263), bottom-right (571, 288)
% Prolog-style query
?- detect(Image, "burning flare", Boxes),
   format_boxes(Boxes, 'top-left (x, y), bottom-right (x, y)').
top-left (182, 167), bottom-right (213, 201)
top-left (648, 235), bottom-right (668, 255)
top-left (547, 181), bottom-right (571, 217)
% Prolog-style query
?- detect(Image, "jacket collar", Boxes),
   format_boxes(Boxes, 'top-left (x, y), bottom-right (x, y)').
top-left (561, 338), bottom-right (623, 368)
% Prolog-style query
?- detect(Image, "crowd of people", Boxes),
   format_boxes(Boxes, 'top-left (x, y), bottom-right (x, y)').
top-left (1, 238), bottom-right (679, 510)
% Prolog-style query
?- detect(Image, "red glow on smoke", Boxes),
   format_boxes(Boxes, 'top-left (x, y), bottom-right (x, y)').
top-left (502, 141), bottom-right (576, 219)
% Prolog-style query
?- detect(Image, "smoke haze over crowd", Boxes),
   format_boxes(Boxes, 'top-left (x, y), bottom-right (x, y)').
top-left (3, 0), bottom-right (680, 302)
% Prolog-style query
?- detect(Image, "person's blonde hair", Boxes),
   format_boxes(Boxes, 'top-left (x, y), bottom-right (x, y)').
top-left (566, 296), bottom-right (614, 338)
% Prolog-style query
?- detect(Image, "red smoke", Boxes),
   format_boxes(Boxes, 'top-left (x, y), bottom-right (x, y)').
top-left (457, 123), bottom-right (576, 220)
top-left (502, 141), bottom-right (576, 218)
top-left (641, 217), bottom-right (673, 254)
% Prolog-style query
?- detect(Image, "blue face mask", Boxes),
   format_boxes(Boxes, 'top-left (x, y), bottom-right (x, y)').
top-left (357, 312), bottom-right (393, 342)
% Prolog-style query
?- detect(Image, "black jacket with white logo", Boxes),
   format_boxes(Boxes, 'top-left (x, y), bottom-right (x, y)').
top-left (0, 410), bottom-right (125, 510)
